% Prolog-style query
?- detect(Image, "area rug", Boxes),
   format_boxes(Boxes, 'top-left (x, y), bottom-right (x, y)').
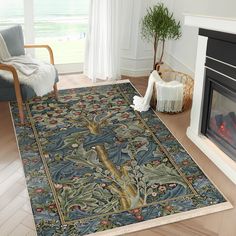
top-left (11, 81), bottom-right (231, 236)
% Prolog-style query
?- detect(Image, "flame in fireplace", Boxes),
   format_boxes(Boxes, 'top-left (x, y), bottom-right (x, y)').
top-left (210, 112), bottom-right (236, 146)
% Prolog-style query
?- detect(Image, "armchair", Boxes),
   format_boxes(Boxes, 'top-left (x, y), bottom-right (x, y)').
top-left (0, 25), bottom-right (58, 125)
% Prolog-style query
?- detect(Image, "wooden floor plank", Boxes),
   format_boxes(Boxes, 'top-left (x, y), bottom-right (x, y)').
top-left (10, 224), bottom-right (37, 236)
top-left (0, 196), bottom-right (28, 227)
top-left (0, 209), bottom-right (28, 235)
top-left (0, 183), bottom-right (25, 210)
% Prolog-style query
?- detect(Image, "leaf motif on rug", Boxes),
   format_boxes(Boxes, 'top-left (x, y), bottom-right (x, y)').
top-left (141, 163), bottom-right (187, 188)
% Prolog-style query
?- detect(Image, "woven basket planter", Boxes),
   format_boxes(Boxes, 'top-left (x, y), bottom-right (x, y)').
top-left (151, 70), bottom-right (194, 113)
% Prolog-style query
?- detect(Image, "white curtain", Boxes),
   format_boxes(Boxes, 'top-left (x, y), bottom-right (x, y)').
top-left (84, 0), bottom-right (121, 82)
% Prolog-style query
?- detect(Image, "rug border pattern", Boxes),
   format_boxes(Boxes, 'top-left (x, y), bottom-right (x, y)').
top-left (9, 80), bottom-right (233, 236)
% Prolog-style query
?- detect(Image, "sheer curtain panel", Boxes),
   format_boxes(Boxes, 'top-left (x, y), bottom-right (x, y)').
top-left (84, 0), bottom-right (121, 82)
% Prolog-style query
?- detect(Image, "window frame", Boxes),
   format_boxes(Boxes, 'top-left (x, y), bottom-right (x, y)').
top-left (23, 0), bottom-right (84, 74)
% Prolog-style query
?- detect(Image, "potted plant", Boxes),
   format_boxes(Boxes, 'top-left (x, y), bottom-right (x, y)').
top-left (141, 3), bottom-right (181, 70)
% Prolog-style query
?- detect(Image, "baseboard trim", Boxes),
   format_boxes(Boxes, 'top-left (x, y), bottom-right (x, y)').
top-left (121, 68), bottom-right (151, 77)
top-left (165, 53), bottom-right (195, 78)
top-left (55, 63), bottom-right (83, 74)
top-left (121, 53), bottom-right (195, 78)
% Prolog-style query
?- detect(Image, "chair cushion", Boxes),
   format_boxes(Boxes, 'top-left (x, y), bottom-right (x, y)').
top-left (0, 75), bottom-right (36, 101)
top-left (0, 25), bottom-right (25, 56)
top-left (0, 72), bottom-right (59, 101)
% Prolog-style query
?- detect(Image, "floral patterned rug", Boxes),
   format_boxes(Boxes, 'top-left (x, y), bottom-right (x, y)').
top-left (11, 82), bottom-right (230, 236)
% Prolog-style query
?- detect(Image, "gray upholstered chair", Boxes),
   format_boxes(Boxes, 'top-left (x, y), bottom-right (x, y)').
top-left (0, 25), bottom-right (58, 124)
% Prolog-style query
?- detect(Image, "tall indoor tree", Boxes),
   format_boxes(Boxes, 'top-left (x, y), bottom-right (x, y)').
top-left (141, 3), bottom-right (181, 70)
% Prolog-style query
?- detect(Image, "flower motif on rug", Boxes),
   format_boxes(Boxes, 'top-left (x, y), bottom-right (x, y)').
top-left (11, 83), bottom-right (228, 236)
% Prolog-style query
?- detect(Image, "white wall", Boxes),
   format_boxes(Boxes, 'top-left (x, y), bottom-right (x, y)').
top-left (121, 0), bottom-right (236, 77)
top-left (165, 0), bottom-right (236, 77)
top-left (120, 0), bottom-right (173, 76)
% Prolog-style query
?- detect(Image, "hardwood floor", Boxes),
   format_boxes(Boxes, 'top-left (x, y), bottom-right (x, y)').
top-left (0, 74), bottom-right (235, 236)
top-left (0, 102), bottom-right (37, 236)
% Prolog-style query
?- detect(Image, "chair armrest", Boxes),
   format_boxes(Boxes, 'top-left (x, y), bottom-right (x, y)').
top-left (24, 44), bottom-right (55, 65)
top-left (0, 63), bottom-right (24, 123)
top-left (0, 63), bottom-right (20, 84)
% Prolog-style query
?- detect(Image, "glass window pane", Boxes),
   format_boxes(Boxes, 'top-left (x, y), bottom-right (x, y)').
top-left (34, 0), bottom-right (89, 65)
top-left (0, 0), bottom-right (24, 30)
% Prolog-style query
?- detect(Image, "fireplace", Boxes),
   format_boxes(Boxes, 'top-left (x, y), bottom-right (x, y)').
top-left (184, 14), bottom-right (236, 184)
top-left (201, 69), bottom-right (236, 162)
top-left (200, 30), bottom-right (236, 162)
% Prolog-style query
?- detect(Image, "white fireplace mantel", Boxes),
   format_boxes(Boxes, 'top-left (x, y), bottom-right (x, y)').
top-left (184, 14), bottom-right (236, 184)
top-left (184, 14), bottom-right (236, 34)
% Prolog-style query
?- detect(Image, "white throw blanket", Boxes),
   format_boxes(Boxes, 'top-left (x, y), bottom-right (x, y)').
top-left (0, 33), bottom-right (56, 97)
top-left (131, 70), bottom-right (162, 112)
top-left (156, 80), bottom-right (183, 112)
top-left (131, 70), bottom-right (183, 113)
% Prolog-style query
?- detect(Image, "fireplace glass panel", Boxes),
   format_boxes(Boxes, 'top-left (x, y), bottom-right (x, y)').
top-left (208, 90), bottom-right (236, 161)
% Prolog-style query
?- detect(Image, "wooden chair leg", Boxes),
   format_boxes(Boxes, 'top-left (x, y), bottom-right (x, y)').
top-left (17, 99), bottom-right (24, 125)
top-left (13, 82), bottom-right (24, 125)
top-left (11, 67), bottom-right (24, 124)
top-left (53, 83), bottom-right (58, 100)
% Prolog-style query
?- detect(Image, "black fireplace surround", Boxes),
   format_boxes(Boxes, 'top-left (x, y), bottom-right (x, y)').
top-left (200, 29), bottom-right (236, 162)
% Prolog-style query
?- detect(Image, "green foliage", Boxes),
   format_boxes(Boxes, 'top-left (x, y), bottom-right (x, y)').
top-left (140, 3), bottom-right (181, 68)
top-left (141, 163), bottom-right (187, 188)
top-left (141, 3), bottom-right (181, 42)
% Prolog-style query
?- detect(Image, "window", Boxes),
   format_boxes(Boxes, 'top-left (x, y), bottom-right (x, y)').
top-left (0, 0), bottom-right (89, 73)
top-left (0, 0), bottom-right (24, 30)
top-left (34, 0), bottom-right (89, 65)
